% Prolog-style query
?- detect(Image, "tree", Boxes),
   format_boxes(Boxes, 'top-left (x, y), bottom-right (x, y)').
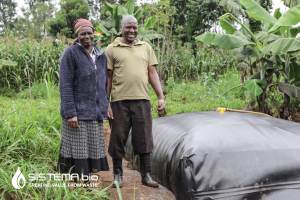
top-left (171, 0), bottom-right (225, 43)
top-left (47, 0), bottom-right (90, 38)
top-left (196, 0), bottom-right (300, 117)
top-left (14, 1), bottom-right (55, 39)
top-left (0, 0), bottom-right (17, 35)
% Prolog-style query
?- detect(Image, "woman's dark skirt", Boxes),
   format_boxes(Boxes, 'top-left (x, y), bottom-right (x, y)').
top-left (57, 119), bottom-right (109, 177)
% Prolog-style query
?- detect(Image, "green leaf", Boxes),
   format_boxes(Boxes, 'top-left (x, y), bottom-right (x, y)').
top-left (113, 5), bottom-right (120, 32)
top-left (0, 43), bottom-right (6, 51)
top-left (0, 59), bottom-right (17, 67)
top-left (242, 45), bottom-right (261, 58)
top-left (278, 83), bottom-right (300, 101)
top-left (290, 27), bottom-right (300, 38)
top-left (261, 22), bottom-right (270, 32)
top-left (269, 4), bottom-right (300, 32)
top-left (237, 62), bottom-right (248, 68)
top-left (219, 13), bottom-right (231, 20)
top-left (220, 19), bottom-right (236, 34)
top-left (243, 99), bottom-right (256, 111)
top-left (104, 2), bottom-right (114, 13)
top-left (100, 19), bottom-right (115, 28)
top-left (219, 0), bottom-right (243, 17)
top-left (96, 24), bottom-right (111, 37)
top-left (245, 79), bottom-right (265, 96)
top-left (282, 0), bottom-right (300, 8)
top-left (118, 5), bottom-right (128, 17)
top-left (144, 16), bottom-right (158, 29)
top-left (134, 8), bottom-right (142, 21)
top-left (127, 0), bottom-right (135, 15)
top-left (254, 31), bottom-right (283, 42)
top-left (240, 0), bottom-right (277, 24)
top-left (274, 8), bottom-right (282, 19)
top-left (195, 33), bottom-right (255, 50)
top-left (290, 61), bottom-right (300, 81)
top-left (261, 38), bottom-right (300, 55)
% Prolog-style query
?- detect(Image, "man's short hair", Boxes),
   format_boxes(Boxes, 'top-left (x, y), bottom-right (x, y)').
top-left (121, 15), bottom-right (138, 25)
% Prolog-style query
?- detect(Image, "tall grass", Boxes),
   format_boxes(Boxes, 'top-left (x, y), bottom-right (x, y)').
top-left (0, 91), bottom-right (112, 199)
top-left (0, 36), bottom-right (66, 91)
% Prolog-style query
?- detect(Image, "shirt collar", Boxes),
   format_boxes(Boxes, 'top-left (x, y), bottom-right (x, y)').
top-left (77, 42), bottom-right (98, 55)
top-left (113, 37), bottom-right (145, 47)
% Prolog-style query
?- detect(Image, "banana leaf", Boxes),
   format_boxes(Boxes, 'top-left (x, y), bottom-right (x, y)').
top-left (269, 4), bottom-right (300, 32)
top-left (0, 59), bottom-right (18, 67)
top-left (242, 45), bottom-right (261, 58)
top-left (104, 2), bottom-right (114, 13)
top-left (290, 27), bottom-right (300, 38)
top-left (118, 5), bottom-right (128, 17)
top-left (219, 0), bottom-right (246, 17)
top-left (278, 83), bottom-right (300, 101)
top-left (220, 19), bottom-right (236, 34)
top-left (127, 0), bottom-right (135, 15)
top-left (100, 19), bottom-right (114, 28)
top-left (282, 0), bottom-right (300, 8)
top-left (113, 6), bottom-right (120, 32)
top-left (245, 79), bottom-right (265, 96)
top-left (144, 16), bottom-right (158, 29)
top-left (261, 38), bottom-right (300, 55)
top-left (255, 31), bottom-right (283, 42)
top-left (96, 24), bottom-right (111, 37)
top-left (273, 8), bottom-right (282, 19)
top-left (290, 61), bottom-right (300, 81)
top-left (134, 8), bottom-right (142, 21)
top-left (195, 33), bottom-right (254, 50)
top-left (240, 0), bottom-right (277, 24)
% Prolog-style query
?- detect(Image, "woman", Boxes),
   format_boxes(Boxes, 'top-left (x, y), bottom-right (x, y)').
top-left (57, 19), bottom-right (109, 182)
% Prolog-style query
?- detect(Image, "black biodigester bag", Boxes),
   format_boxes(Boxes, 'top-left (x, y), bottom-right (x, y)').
top-left (125, 112), bottom-right (300, 200)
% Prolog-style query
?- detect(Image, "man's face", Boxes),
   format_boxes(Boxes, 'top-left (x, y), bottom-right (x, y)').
top-left (77, 26), bottom-right (94, 48)
top-left (121, 19), bottom-right (138, 43)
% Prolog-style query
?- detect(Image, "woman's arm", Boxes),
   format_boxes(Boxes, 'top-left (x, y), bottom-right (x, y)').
top-left (59, 48), bottom-right (79, 127)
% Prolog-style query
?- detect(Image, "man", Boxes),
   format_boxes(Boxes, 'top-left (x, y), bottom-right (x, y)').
top-left (105, 15), bottom-right (165, 188)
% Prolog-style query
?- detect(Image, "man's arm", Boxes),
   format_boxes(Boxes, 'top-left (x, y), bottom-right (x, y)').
top-left (148, 66), bottom-right (165, 111)
top-left (107, 70), bottom-right (114, 119)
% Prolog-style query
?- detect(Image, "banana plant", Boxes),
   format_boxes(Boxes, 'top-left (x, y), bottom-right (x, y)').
top-left (196, 0), bottom-right (300, 114)
top-left (96, 0), bottom-right (162, 45)
top-left (0, 43), bottom-right (17, 69)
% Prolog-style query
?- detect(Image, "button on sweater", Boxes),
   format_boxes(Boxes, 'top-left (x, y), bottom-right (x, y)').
top-left (59, 43), bottom-right (109, 120)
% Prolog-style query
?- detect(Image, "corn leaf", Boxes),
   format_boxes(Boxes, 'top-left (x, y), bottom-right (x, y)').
top-left (195, 33), bottom-right (254, 50)
top-left (261, 38), bottom-right (300, 55)
top-left (0, 59), bottom-right (18, 67)
top-left (0, 43), bottom-right (6, 51)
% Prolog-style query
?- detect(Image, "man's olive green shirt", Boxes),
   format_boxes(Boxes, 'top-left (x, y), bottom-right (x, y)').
top-left (105, 37), bottom-right (158, 102)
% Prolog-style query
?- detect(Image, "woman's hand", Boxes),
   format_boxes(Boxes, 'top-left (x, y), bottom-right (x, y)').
top-left (107, 106), bottom-right (114, 119)
top-left (68, 116), bottom-right (79, 128)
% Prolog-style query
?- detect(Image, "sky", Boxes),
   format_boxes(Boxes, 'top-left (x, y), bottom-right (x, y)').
top-left (16, 0), bottom-right (288, 17)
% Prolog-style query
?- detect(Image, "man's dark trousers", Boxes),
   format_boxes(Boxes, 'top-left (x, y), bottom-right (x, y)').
top-left (108, 100), bottom-right (153, 158)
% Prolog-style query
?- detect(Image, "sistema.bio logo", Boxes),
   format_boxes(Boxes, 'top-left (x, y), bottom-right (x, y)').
top-left (12, 167), bottom-right (26, 189)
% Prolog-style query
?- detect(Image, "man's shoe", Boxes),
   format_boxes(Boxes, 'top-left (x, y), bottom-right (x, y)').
top-left (140, 153), bottom-right (158, 188)
top-left (112, 158), bottom-right (123, 188)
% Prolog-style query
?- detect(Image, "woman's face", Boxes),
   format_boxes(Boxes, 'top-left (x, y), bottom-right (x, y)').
top-left (77, 26), bottom-right (94, 48)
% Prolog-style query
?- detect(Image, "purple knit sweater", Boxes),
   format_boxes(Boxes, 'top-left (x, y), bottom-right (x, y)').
top-left (59, 43), bottom-right (109, 120)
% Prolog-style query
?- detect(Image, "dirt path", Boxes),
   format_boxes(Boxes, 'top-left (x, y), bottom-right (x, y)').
top-left (98, 124), bottom-right (176, 200)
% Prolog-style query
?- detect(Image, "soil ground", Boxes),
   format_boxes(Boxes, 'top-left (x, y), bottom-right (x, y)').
top-left (97, 124), bottom-right (176, 200)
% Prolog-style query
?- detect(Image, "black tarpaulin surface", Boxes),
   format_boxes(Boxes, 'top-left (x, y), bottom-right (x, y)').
top-left (124, 112), bottom-right (300, 200)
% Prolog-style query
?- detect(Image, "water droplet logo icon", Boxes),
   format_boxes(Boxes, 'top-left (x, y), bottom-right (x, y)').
top-left (12, 167), bottom-right (26, 189)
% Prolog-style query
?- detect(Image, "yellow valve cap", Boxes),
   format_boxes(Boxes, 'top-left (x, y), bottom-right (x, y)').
top-left (218, 107), bottom-right (226, 114)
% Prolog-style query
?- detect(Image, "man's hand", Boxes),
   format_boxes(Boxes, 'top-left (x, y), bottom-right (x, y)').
top-left (107, 106), bottom-right (114, 119)
top-left (157, 99), bottom-right (165, 111)
top-left (68, 116), bottom-right (79, 128)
